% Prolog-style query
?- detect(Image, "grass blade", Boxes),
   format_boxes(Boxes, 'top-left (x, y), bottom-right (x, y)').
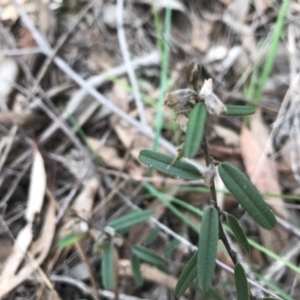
top-left (255, 0), bottom-right (290, 102)
top-left (253, 270), bottom-right (295, 300)
top-left (164, 238), bottom-right (181, 255)
top-left (132, 245), bottom-right (165, 267)
top-left (144, 227), bottom-right (160, 246)
top-left (58, 232), bottom-right (84, 248)
top-left (198, 207), bottom-right (219, 290)
top-left (108, 209), bottom-right (153, 231)
top-left (152, 1), bottom-right (172, 150)
top-left (219, 162), bottom-right (276, 229)
top-left (131, 253), bottom-right (143, 286)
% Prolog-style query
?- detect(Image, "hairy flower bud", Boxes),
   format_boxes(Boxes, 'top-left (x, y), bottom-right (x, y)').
top-left (199, 79), bottom-right (227, 116)
top-left (186, 61), bottom-right (202, 86)
top-left (164, 88), bottom-right (197, 110)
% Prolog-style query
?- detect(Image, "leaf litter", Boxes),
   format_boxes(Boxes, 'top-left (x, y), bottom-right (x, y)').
top-left (0, 0), bottom-right (300, 299)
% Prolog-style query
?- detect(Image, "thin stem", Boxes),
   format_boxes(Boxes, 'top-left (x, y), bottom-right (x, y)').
top-left (189, 74), bottom-right (254, 296)
top-left (202, 136), bottom-right (238, 264)
top-left (200, 95), bottom-right (255, 299)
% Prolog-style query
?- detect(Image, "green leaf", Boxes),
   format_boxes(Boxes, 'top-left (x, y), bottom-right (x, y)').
top-left (101, 242), bottom-right (114, 290)
top-left (184, 103), bottom-right (207, 157)
top-left (219, 162), bottom-right (276, 230)
top-left (132, 245), bottom-right (165, 267)
top-left (139, 150), bottom-right (202, 180)
top-left (234, 263), bottom-right (250, 300)
top-left (203, 288), bottom-right (224, 300)
top-left (174, 251), bottom-right (197, 297)
top-left (227, 214), bottom-right (250, 254)
top-left (131, 253), bottom-right (143, 286)
top-left (253, 270), bottom-right (294, 300)
top-left (164, 238), bottom-right (181, 255)
top-left (108, 209), bottom-right (153, 231)
top-left (57, 232), bottom-right (84, 248)
top-left (198, 207), bottom-right (219, 291)
top-left (254, 0), bottom-right (289, 102)
top-left (144, 227), bottom-right (160, 246)
top-left (224, 105), bottom-right (255, 116)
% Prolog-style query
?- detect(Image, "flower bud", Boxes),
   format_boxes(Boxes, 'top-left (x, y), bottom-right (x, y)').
top-left (199, 79), bottom-right (227, 116)
top-left (164, 88), bottom-right (197, 110)
top-left (186, 61), bottom-right (202, 85)
top-left (199, 78), bottom-right (213, 98)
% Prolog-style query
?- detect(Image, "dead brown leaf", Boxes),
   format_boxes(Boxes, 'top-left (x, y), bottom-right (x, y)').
top-left (0, 57), bottom-right (18, 104)
top-left (0, 146), bottom-right (46, 281)
top-left (214, 125), bottom-right (240, 147)
top-left (26, 146), bottom-right (46, 222)
top-left (71, 177), bottom-right (99, 220)
top-left (114, 118), bottom-right (153, 161)
top-left (110, 81), bottom-right (154, 161)
top-left (58, 176), bottom-right (99, 241)
top-left (87, 137), bottom-right (125, 170)
top-left (119, 259), bottom-right (179, 291)
top-left (241, 112), bottom-right (288, 219)
top-left (253, 0), bottom-right (271, 15)
top-left (240, 111), bottom-right (289, 251)
top-left (0, 194), bottom-right (56, 297)
top-left (226, 0), bottom-right (249, 21)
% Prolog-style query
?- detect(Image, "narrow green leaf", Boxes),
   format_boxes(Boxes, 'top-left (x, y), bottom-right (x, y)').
top-left (139, 150), bottom-right (202, 180)
top-left (58, 232), bottom-right (83, 248)
top-left (164, 238), bottom-right (181, 255)
top-left (144, 227), bottom-right (160, 246)
top-left (184, 103), bottom-right (207, 157)
top-left (224, 105), bottom-right (255, 116)
top-left (131, 253), bottom-right (144, 286)
top-left (152, 0), bottom-right (172, 151)
top-left (227, 214), bottom-right (250, 254)
top-left (219, 163), bottom-right (276, 229)
top-left (255, 0), bottom-right (289, 102)
top-left (234, 263), bottom-right (250, 300)
top-left (132, 245), bottom-right (165, 267)
top-left (253, 271), bottom-right (294, 300)
top-left (263, 298), bottom-right (279, 300)
top-left (101, 242), bottom-right (114, 290)
top-left (146, 183), bottom-right (300, 277)
top-left (174, 251), bottom-right (197, 297)
top-left (203, 288), bottom-right (224, 300)
top-left (108, 209), bottom-right (153, 231)
top-left (198, 207), bottom-right (219, 290)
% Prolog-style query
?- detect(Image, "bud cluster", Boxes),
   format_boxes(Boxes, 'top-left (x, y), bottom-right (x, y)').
top-left (164, 62), bottom-right (227, 121)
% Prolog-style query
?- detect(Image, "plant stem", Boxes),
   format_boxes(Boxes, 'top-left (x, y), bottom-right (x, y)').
top-left (189, 73), bottom-right (255, 298)
top-left (202, 111), bottom-right (255, 299)
top-left (202, 136), bottom-right (238, 264)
